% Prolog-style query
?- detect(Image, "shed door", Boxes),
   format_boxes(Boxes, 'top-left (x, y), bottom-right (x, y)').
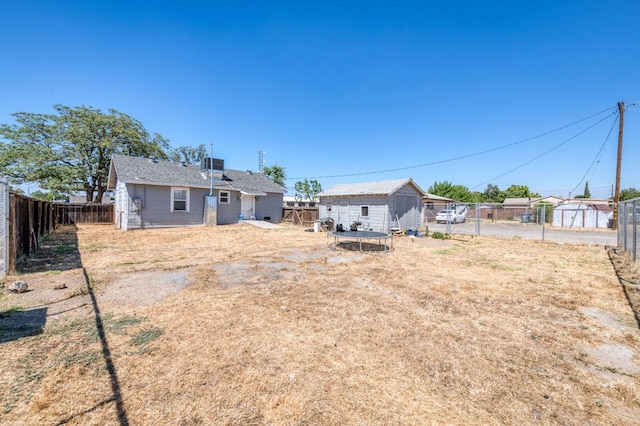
top-left (395, 195), bottom-right (418, 229)
top-left (562, 210), bottom-right (583, 227)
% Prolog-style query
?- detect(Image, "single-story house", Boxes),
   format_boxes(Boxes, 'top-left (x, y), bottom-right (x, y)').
top-left (107, 154), bottom-right (285, 230)
top-left (503, 196), bottom-right (612, 209)
top-left (283, 196), bottom-right (318, 207)
top-left (552, 203), bottom-right (613, 229)
top-left (318, 178), bottom-right (426, 233)
top-left (502, 197), bottom-right (537, 209)
top-left (68, 194), bottom-right (113, 204)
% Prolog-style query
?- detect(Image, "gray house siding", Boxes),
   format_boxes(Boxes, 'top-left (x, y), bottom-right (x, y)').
top-left (392, 185), bottom-right (422, 230)
top-left (318, 181), bottom-right (423, 233)
top-left (319, 196), bottom-right (391, 232)
top-left (256, 193), bottom-right (284, 222)
top-left (122, 184), bottom-right (209, 228)
top-left (216, 189), bottom-right (241, 225)
top-left (108, 155), bottom-right (286, 229)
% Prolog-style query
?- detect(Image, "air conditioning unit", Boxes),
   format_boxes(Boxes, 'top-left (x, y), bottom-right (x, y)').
top-left (201, 158), bottom-right (224, 172)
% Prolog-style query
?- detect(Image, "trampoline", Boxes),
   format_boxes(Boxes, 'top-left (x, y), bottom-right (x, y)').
top-left (327, 231), bottom-right (394, 252)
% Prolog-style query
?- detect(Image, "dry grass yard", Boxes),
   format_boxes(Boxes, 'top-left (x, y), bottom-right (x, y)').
top-left (1, 223), bottom-right (639, 425)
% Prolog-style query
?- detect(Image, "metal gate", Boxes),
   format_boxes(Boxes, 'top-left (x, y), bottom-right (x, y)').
top-left (0, 178), bottom-right (8, 277)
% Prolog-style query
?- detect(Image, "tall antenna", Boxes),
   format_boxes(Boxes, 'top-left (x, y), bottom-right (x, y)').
top-left (209, 142), bottom-right (214, 196)
top-left (258, 150), bottom-right (266, 172)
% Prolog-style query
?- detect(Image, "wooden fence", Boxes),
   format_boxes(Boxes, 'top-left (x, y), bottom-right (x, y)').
top-left (7, 194), bottom-right (57, 273)
top-left (282, 207), bottom-right (319, 227)
top-left (56, 203), bottom-right (114, 225)
top-left (4, 196), bottom-right (114, 273)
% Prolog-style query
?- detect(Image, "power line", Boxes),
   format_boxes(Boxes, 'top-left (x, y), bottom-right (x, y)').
top-left (568, 113), bottom-right (618, 196)
top-left (287, 106), bottom-right (617, 181)
top-left (470, 111), bottom-right (617, 190)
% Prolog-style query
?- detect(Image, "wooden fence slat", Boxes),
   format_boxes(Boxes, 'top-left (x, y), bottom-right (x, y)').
top-left (55, 203), bottom-right (114, 225)
top-left (5, 196), bottom-right (115, 273)
top-left (282, 207), bottom-right (319, 227)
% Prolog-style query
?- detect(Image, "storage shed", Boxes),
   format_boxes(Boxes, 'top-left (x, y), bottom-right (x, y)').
top-left (552, 203), bottom-right (613, 229)
top-left (318, 178), bottom-right (426, 233)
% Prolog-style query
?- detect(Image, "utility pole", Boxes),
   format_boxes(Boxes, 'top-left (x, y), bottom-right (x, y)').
top-left (612, 102), bottom-right (625, 230)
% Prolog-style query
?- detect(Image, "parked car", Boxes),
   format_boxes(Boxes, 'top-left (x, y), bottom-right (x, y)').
top-left (435, 209), bottom-right (465, 224)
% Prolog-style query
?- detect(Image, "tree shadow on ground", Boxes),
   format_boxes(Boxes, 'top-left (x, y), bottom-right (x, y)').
top-left (607, 246), bottom-right (640, 330)
top-left (3, 224), bottom-right (130, 425)
top-left (1, 225), bottom-right (83, 342)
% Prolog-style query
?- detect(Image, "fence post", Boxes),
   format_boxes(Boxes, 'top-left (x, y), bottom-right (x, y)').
top-left (619, 202), bottom-right (626, 251)
top-left (475, 202), bottom-right (480, 236)
top-left (0, 177), bottom-right (8, 277)
top-left (8, 193), bottom-right (17, 273)
top-left (633, 200), bottom-right (638, 262)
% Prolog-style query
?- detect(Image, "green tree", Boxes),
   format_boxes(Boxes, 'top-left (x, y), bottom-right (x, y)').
top-left (263, 164), bottom-right (286, 187)
top-left (470, 191), bottom-right (485, 202)
top-left (583, 181), bottom-right (591, 198)
top-left (0, 105), bottom-right (169, 203)
top-left (294, 179), bottom-right (322, 203)
top-left (576, 181), bottom-right (591, 199)
top-left (502, 184), bottom-right (541, 199)
top-left (482, 183), bottom-right (505, 203)
top-left (619, 187), bottom-right (640, 201)
top-left (428, 180), bottom-right (474, 202)
top-left (30, 189), bottom-right (68, 201)
top-left (533, 201), bottom-right (553, 223)
top-left (168, 144), bottom-right (207, 164)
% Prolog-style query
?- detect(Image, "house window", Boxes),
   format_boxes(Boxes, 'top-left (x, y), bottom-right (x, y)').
top-left (361, 206), bottom-right (369, 217)
top-left (326, 204), bottom-right (332, 212)
top-left (219, 191), bottom-right (230, 204)
top-left (171, 187), bottom-right (189, 212)
top-left (426, 202), bottom-right (434, 211)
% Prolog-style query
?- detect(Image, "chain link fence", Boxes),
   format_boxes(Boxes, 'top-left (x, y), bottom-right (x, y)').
top-left (0, 178), bottom-right (8, 277)
top-left (424, 201), bottom-right (617, 246)
top-left (618, 197), bottom-right (639, 262)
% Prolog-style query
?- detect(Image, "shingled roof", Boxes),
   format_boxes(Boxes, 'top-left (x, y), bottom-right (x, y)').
top-left (107, 154), bottom-right (285, 193)
top-left (318, 178), bottom-right (426, 197)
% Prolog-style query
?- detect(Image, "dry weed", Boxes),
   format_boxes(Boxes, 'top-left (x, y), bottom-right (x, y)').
top-left (0, 224), bottom-right (638, 425)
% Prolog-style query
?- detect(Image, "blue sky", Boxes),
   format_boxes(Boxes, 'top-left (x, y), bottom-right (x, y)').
top-left (2, 1), bottom-right (639, 198)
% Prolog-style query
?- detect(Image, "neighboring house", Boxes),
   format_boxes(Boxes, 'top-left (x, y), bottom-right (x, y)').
top-left (107, 154), bottom-right (285, 230)
top-left (503, 196), bottom-right (612, 208)
top-left (423, 193), bottom-right (455, 223)
top-left (68, 194), bottom-right (113, 204)
top-left (502, 197), bottom-right (535, 209)
top-left (318, 178), bottom-right (426, 233)
top-left (553, 203), bottom-right (613, 229)
top-left (562, 198), bottom-right (612, 206)
top-left (283, 196), bottom-right (318, 207)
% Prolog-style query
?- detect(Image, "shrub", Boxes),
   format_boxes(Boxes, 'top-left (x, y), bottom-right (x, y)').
top-left (431, 232), bottom-right (451, 240)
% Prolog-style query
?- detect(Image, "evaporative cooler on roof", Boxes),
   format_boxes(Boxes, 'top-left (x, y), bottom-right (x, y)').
top-left (201, 158), bottom-right (224, 172)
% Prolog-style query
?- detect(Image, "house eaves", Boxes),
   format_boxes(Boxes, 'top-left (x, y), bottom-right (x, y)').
top-left (108, 154), bottom-right (287, 194)
top-left (319, 178), bottom-right (426, 198)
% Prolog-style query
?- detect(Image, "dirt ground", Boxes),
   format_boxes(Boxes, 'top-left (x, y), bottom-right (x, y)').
top-left (0, 223), bottom-right (639, 425)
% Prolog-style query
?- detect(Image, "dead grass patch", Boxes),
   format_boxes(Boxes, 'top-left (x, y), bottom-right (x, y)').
top-left (0, 224), bottom-right (638, 424)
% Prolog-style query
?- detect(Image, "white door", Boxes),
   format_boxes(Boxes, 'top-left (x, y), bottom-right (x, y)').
top-left (241, 195), bottom-right (255, 219)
